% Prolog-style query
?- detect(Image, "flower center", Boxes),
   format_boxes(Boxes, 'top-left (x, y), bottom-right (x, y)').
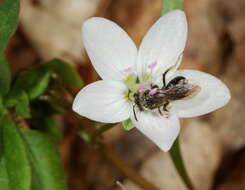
top-left (122, 64), bottom-right (157, 102)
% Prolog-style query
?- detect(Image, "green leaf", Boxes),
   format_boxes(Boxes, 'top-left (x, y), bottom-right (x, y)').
top-left (4, 90), bottom-right (31, 118)
top-left (31, 116), bottom-right (63, 141)
top-left (4, 89), bottom-right (20, 107)
top-left (162, 0), bottom-right (184, 14)
top-left (0, 55), bottom-right (11, 96)
top-left (1, 117), bottom-right (31, 190)
top-left (3, 91), bottom-right (17, 108)
top-left (14, 67), bottom-right (50, 99)
top-left (0, 115), bottom-right (4, 159)
top-left (43, 118), bottom-right (63, 141)
top-left (0, 0), bottom-right (20, 95)
top-left (122, 118), bottom-right (135, 131)
top-left (0, 0), bottom-right (20, 53)
top-left (0, 96), bottom-right (8, 117)
top-left (15, 91), bottom-right (31, 118)
top-left (0, 158), bottom-right (9, 190)
top-left (21, 130), bottom-right (68, 190)
top-left (46, 59), bottom-right (83, 87)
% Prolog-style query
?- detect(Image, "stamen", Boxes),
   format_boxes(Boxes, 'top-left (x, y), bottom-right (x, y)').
top-left (136, 85), bottom-right (146, 92)
top-left (136, 83), bottom-right (150, 92)
top-left (123, 73), bottom-right (138, 94)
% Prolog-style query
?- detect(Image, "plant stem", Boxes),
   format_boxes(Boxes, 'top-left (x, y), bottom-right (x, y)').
top-left (169, 137), bottom-right (194, 190)
top-left (67, 112), bottom-right (159, 190)
top-left (101, 145), bottom-right (159, 190)
top-left (94, 123), bottom-right (118, 137)
top-left (162, 1), bottom-right (194, 189)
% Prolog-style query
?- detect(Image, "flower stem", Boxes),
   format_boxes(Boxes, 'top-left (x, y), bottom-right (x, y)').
top-left (161, 1), bottom-right (193, 189)
top-left (94, 123), bottom-right (118, 137)
top-left (162, 0), bottom-right (184, 14)
top-left (169, 137), bottom-right (194, 190)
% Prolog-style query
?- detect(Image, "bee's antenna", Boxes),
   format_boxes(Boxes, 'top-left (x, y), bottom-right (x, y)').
top-left (162, 53), bottom-right (183, 87)
top-left (162, 69), bottom-right (169, 87)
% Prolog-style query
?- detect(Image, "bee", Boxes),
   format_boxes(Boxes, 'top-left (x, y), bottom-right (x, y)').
top-left (133, 68), bottom-right (200, 121)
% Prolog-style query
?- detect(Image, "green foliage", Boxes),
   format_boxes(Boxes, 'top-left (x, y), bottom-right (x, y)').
top-left (0, 0), bottom-right (20, 96)
top-left (122, 118), bottom-right (135, 131)
top-left (0, 97), bottom-right (8, 117)
top-left (0, 1), bottom-right (82, 189)
top-left (30, 100), bottom-right (64, 141)
top-left (42, 118), bottom-right (63, 141)
top-left (46, 59), bottom-right (83, 87)
top-left (0, 55), bottom-right (11, 96)
top-left (0, 117), bottom-right (31, 190)
top-left (15, 91), bottom-right (31, 118)
top-left (162, 0), bottom-right (184, 14)
top-left (33, 117), bottom-right (63, 141)
top-left (4, 89), bottom-right (31, 118)
top-left (0, 0), bottom-right (20, 53)
top-left (13, 67), bottom-right (50, 100)
top-left (21, 130), bottom-right (68, 190)
top-left (0, 158), bottom-right (9, 190)
top-left (0, 117), bottom-right (68, 190)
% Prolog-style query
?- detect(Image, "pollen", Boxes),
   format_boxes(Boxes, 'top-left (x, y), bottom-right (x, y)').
top-left (142, 73), bottom-right (151, 80)
top-left (123, 73), bottom-right (139, 94)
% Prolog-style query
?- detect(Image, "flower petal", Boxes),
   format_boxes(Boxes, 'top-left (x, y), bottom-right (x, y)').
top-left (137, 10), bottom-right (187, 81)
top-left (82, 17), bottom-right (138, 81)
top-left (168, 70), bottom-right (231, 118)
top-left (131, 112), bottom-right (180, 152)
top-left (73, 80), bottom-right (131, 123)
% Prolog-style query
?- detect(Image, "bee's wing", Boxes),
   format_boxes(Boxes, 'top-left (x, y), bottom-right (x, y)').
top-left (182, 84), bottom-right (201, 100)
top-left (163, 84), bottom-right (201, 100)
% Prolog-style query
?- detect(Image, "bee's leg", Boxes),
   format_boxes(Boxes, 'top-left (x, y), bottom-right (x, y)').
top-left (162, 54), bottom-right (183, 87)
top-left (163, 101), bottom-right (170, 112)
top-left (158, 107), bottom-right (163, 115)
top-left (160, 102), bottom-right (170, 118)
top-left (133, 105), bottom-right (138, 121)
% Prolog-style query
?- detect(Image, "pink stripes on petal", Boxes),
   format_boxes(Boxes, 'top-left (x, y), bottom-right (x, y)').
top-left (123, 67), bottom-right (134, 73)
top-left (147, 61), bottom-right (157, 69)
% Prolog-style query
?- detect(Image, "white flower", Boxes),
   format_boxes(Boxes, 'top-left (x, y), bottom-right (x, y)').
top-left (73, 10), bottom-right (231, 151)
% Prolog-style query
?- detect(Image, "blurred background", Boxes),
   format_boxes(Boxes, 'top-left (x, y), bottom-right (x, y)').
top-left (5, 0), bottom-right (245, 189)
